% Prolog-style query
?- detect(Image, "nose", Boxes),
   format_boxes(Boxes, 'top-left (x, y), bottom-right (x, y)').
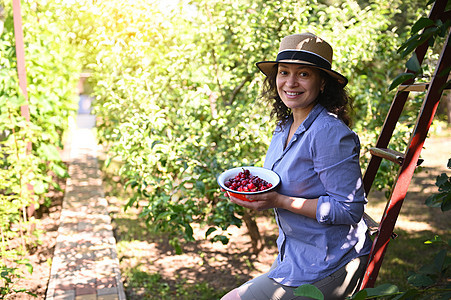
top-left (286, 74), bottom-right (298, 87)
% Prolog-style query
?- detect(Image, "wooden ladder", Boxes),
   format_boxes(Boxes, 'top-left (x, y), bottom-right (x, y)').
top-left (359, 0), bottom-right (451, 289)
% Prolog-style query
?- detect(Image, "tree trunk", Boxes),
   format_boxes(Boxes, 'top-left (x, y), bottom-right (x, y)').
top-left (242, 210), bottom-right (263, 254)
top-left (437, 91), bottom-right (450, 123)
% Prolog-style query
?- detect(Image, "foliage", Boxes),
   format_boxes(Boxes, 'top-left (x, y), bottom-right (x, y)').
top-left (0, 259), bottom-right (36, 299)
top-left (388, 7), bottom-right (451, 91)
top-left (61, 0), bottom-right (438, 252)
top-left (351, 236), bottom-right (451, 299)
top-left (425, 158), bottom-right (451, 211)
top-left (0, 0), bottom-right (81, 297)
top-left (294, 284), bottom-right (324, 299)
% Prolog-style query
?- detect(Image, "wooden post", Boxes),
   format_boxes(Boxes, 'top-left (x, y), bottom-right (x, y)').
top-left (12, 0), bottom-right (34, 219)
top-left (12, 0), bottom-right (30, 123)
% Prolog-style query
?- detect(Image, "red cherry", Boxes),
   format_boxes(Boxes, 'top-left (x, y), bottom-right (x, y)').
top-left (225, 169), bottom-right (274, 193)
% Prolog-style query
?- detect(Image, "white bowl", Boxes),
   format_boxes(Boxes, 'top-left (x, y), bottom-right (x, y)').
top-left (217, 166), bottom-right (280, 201)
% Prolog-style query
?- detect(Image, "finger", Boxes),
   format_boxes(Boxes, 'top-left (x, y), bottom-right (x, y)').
top-left (229, 196), bottom-right (246, 205)
top-left (229, 196), bottom-right (256, 209)
top-left (245, 195), bottom-right (255, 202)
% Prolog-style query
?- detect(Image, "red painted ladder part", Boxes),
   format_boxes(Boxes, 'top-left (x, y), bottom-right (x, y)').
top-left (360, 0), bottom-right (451, 289)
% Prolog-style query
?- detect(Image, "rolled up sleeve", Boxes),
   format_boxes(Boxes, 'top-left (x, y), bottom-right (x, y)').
top-left (312, 124), bottom-right (366, 225)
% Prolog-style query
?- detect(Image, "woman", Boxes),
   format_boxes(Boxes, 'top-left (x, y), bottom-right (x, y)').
top-left (221, 33), bottom-right (373, 300)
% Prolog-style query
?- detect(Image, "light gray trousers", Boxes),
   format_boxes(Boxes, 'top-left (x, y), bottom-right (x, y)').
top-left (221, 255), bottom-right (369, 300)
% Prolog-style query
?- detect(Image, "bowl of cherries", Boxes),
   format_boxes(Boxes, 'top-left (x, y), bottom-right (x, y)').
top-left (217, 166), bottom-right (280, 201)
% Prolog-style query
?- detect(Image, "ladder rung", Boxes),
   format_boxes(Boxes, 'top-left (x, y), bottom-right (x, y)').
top-left (363, 212), bottom-right (398, 239)
top-left (369, 147), bottom-right (424, 166)
top-left (398, 76), bottom-right (450, 92)
top-left (363, 212), bottom-right (379, 235)
top-left (398, 83), bottom-right (429, 92)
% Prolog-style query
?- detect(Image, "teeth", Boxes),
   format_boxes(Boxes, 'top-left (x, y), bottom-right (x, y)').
top-left (286, 92), bottom-right (301, 96)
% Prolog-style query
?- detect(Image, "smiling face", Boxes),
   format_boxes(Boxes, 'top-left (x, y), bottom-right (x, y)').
top-left (276, 63), bottom-right (325, 115)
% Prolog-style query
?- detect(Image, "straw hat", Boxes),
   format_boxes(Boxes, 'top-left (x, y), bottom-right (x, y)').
top-left (256, 33), bottom-right (348, 86)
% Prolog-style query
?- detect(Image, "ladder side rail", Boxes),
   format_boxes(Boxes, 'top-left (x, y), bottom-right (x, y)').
top-left (362, 0), bottom-right (448, 196)
top-left (360, 30), bottom-right (451, 289)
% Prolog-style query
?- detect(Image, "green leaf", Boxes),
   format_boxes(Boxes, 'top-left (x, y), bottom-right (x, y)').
top-left (406, 53), bottom-right (421, 73)
top-left (205, 227), bottom-right (217, 238)
top-left (293, 284), bottom-right (324, 299)
top-left (425, 193), bottom-right (445, 208)
top-left (363, 283), bottom-right (399, 296)
top-left (407, 273), bottom-right (434, 287)
top-left (432, 249), bottom-right (447, 273)
top-left (445, 256), bottom-right (451, 269)
top-left (8, 95), bottom-right (26, 107)
top-left (388, 73), bottom-right (415, 91)
top-left (125, 194), bottom-right (139, 211)
top-left (51, 163), bottom-right (69, 178)
top-left (441, 194), bottom-right (451, 212)
top-left (25, 263), bottom-right (33, 275)
top-left (398, 33), bottom-right (421, 54)
top-left (419, 262), bottom-right (439, 275)
top-left (169, 237), bottom-right (183, 255)
top-left (125, 180), bottom-right (138, 189)
top-left (105, 156), bottom-right (112, 168)
top-left (437, 291), bottom-right (451, 300)
top-left (411, 17), bottom-right (435, 35)
top-left (25, 291), bottom-right (38, 297)
top-left (151, 140), bottom-right (162, 149)
top-left (424, 235), bottom-right (442, 244)
top-left (51, 181), bottom-right (63, 192)
top-left (2, 274), bottom-right (13, 284)
top-left (183, 223), bottom-right (194, 240)
top-left (211, 234), bottom-right (229, 245)
top-left (350, 290), bottom-right (367, 300)
top-left (436, 173), bottom-right (449, 187)
top-left (393, 289), bottom-right (419, 299)
top-left (196, 180), bottom-right (206, 194)
top-left (399, 28), bottom-right (437, 57)
top-left (32, 180), bottom-right (47, 195)
top-left (38, 143), bottom-right (61, 161)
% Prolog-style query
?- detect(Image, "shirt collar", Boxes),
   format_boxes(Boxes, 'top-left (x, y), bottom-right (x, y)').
top-left (286, 103), bottom-right (325, 135)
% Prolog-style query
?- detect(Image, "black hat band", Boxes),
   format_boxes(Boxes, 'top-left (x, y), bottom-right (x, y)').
top-left (276, 50), bottom-right (331, 70)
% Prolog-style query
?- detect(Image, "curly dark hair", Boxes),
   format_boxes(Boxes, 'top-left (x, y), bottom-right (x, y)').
top-left (260, 65), bottom-right (353, 128)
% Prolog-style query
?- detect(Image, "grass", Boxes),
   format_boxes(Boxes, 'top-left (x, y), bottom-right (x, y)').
top-left (122, 268), bottom-right (224, 300)
top-left (373, 229), bottom-right (448, 291)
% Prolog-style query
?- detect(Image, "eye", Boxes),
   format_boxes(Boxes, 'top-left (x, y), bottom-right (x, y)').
top-left (278, 70), bottom-right (288, 76)
top-left (299, 71), bottom-right (309, 77)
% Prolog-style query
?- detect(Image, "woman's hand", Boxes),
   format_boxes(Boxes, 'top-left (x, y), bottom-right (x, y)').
top-left (228, 191), bottom-right (282, 211)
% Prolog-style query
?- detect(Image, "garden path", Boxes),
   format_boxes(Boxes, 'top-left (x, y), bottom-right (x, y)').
top-left (45, 101), bottom-right (126, 300)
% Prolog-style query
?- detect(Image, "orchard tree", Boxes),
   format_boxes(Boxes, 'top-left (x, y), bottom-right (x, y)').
top-left (66, 0), bottom-right (435, 253)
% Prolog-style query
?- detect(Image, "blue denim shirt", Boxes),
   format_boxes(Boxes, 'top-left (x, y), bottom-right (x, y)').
top-left (264, 104), bottom-right (372, 286)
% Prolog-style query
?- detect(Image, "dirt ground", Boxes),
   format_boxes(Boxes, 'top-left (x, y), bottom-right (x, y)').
top-left (4, 177), bottom-right (65, 299)
top-left (5, 128), bottom-right (450, 299)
